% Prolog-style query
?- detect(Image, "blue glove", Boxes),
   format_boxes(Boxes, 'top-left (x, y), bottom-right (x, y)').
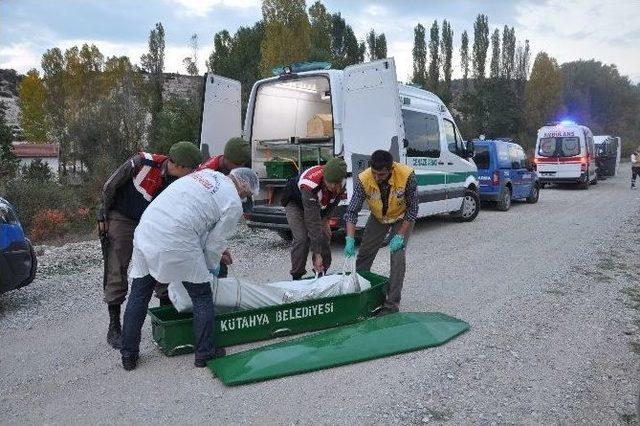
top-left (208, 265), bottom-right (220, 277)
top-left (389, 234), bottom-right (405, 253)
top-left (344, 236), bottom-right (356, 258)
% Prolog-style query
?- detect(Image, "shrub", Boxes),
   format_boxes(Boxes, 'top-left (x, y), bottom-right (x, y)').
top-left (20, 159), bottom-right (53, 182)
top-left (30, 209), bottom-right (70, 241)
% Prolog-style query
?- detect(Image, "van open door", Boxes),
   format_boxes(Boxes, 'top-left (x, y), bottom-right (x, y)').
top-left (198, 73), bottom-right (242, 159)
top-left (342, 59), bottom-right (404, 177)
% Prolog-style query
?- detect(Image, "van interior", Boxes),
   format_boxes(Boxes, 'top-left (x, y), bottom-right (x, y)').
top-left (250, 75), bottom-right (335, 205)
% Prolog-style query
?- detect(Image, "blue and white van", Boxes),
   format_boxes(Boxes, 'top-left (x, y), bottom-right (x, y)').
top-left (475, 139), bottom-right (540, 211)
top-left (0, 197), bottom-right (37, 293)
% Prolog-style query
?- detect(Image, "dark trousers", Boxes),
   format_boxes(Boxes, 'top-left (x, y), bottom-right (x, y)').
top-left (356, 215), bottom-right (414, 310)
top-left (120, 275), bottom-right (216, 361)
top-left (103, 210), bottom-right (167, 305)
top-left (632, 167), bottom-right (640, 184)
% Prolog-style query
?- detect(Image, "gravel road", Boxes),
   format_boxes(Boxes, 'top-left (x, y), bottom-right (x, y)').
top-left (1, 169), bottom-right (639, 425)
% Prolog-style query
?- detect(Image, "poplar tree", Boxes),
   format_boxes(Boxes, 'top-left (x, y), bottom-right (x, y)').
top-left (412, 23), bottom-right (427, 88)
top-left (460, 30), bottom-right (469, 89)
top-left (427, 20), bottom-right (440, 93)
top-left (472, 14), bottom-right (489, 80)
top-left (440, 20), bottom-right (453, 101)
top-left (18, 69), bottom-right (49, 142)
top-left (489, 28), bottom-right (500, 79)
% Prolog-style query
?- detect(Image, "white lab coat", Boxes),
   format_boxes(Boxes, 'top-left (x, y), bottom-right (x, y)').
top-left (129, 169), bottom-right (243, 284)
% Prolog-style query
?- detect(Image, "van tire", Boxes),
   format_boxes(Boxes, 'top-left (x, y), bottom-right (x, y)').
top-left (579, 177), bottom-right (590, 190)
top-left (526, 184), bottom-right (540, 204)
top-left (452, 189), bottom-right (480, 222)
top-left (496, 186), bottom-right (512, 211)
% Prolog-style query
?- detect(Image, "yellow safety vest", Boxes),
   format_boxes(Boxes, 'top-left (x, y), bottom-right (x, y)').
top-left (359, 162), bottom-right (413, 223)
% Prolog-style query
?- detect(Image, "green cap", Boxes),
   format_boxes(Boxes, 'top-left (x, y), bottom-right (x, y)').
top-left (323, 157), bottom-right (347, 183)
top-left (169, 141), bottom-right (203, 169)
top-left (224, 137), bottom-right (251, 165)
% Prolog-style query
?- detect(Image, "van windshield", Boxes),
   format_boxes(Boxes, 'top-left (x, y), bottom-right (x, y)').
top-left (538, 137), bottom-right (581, 157)
top-left (474, 145), bottom-right (490, 169)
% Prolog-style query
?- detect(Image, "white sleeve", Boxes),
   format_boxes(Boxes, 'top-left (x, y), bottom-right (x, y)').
top-left (203, 205), bottom-right (243, 269)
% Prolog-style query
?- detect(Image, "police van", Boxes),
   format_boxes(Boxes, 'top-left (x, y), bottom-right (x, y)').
top-left (534, 121), bottom-right (597, 189)
top-left (198, 58), bottom-right (479, 237)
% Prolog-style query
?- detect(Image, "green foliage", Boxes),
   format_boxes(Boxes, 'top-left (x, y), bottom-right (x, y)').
top-left (440, 20), bottom-right (454, 102)
top-left (308, 1), bottom-right (332, 61)
top-left (460, 31), bottom-right (469, 88)
top-left (366, 30), bottom-right (387, 61)
top-left (141, 22), bottom-right (165, 150)
top-left (156, 96), bottom-right (201, 154)
top-left (330, 13), bottom-right (363, 69)
top-left (0, 102), bottom-right (18, 180)
top-left (259, 0), bottom-right (310, 77)
top-left (501, 26), bottom-right (516, 80)
top-left (427, 21), bottom-right (439, 93)
top-left (20, 159), bottom-right (53, 182)
top-left (489, 29), bottom-right (500, 79)
top-left (412, 24), bottom-right (427, 88)
top-left (472, 14), bottom-right (489, 80)
top-left (182, 34), bottom-right (199, 76)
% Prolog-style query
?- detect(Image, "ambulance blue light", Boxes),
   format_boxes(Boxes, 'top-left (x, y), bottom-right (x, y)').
top-left (560, 120), bottom-right (575, 126)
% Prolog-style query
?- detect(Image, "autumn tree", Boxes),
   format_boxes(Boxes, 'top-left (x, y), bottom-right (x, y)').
top-left (412, 23), bottom-right (427, 88)
top-left (207, 30), bottom-right (234, 76)
top-left (440, 20), bottom-right (453, 102)
top-left (259, 0), bottom-right (310, 76)
top-left (427, 20), bottom-right (439, 93)
top-left (524, 52), bottom-right (564, 135)
top-left (18, 69), bottom-right (49, 142)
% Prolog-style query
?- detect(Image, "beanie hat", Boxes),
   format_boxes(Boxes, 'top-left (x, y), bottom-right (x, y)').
top-left (224, 137), bottom-right (251, 165)
top-left (323, 157), bottom-right (347, 183)
top-left (169, 141), bottom-right (203, 169)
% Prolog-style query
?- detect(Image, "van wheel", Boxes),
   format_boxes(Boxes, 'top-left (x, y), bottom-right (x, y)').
top-left (579, 177), bottom-right (590, 190)
top-left (276, 230), bottom-right (293, 241)
top-left (496, 186), bottom-right (512, 211)
top-left (526, 184), bottom-right (540, 204)
top-left (452, 189), bottom-right (480, 222)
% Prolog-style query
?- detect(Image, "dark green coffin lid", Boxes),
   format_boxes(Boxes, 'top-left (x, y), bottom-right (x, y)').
top-left (209, 311), bottom-right (470, 386)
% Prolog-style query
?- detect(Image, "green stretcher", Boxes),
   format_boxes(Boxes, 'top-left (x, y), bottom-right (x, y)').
top-left (208, 312), bottom-right (470, 386)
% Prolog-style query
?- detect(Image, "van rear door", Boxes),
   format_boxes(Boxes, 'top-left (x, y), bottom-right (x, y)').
top-left (341, 59), bottom-right (404, 178)
top-left (198, 73), bottom-right (242, 159)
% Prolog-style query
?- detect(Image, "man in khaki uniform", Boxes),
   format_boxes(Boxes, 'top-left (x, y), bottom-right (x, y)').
top-left (98, 141), bottom-right (202, 348)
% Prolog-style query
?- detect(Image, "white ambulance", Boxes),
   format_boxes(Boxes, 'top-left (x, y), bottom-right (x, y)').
top-left (198, 58), bottom-right (479, 237)
top-left (534, 121), bottom-right (597, 189)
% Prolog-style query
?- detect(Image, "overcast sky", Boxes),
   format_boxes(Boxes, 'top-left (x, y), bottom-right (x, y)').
top-left (1, 0), bottom-right (639, 83)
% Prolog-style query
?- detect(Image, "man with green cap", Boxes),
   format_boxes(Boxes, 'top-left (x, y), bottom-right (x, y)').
top-left (97, 141), bottom-right (202, 349)
top-left (281, 158), bottom-right (348, 280)
top-left (198, 137), bottom-right (251, 175)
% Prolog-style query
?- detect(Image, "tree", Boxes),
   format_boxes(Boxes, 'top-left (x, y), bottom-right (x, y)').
top-left (460, 30), bottom-right (470, 89)
top-left (18, 69), bottom-right (49, 142)
top-left (140, 22), bottom-right (165, 149)
top-left (156, 97), bottom-right (201, 154)
top-left (41, 48), bottom-right (67, 171)
top-left (427, 20), bottom-right (439, 93)
top-left (524, 52), bottom-right (564, 135)
top-left (366, 30), bottom-right (377, 61)
top-left (514, 39), bottom-right (531, 81)
top-left (0, 101), bottom-right (18, 180)
top-left (375, 33), bottom-right (387, 59)
top-left (207, 30), bottom-right (234, 76)
top-left (330, 13), bottom-right (362, 69)
top-left (501, 26), bottom-right (516, 80)
top-left (259, 0), bottom-right (310, 77)
top-left (182, 34), bottom-right (199, 76)
top-left (472, 14), bottom-right (489, 80)
top-left (489, 29), bottom-right (500, 79)
top-left (230, 23), bottom-right (265, 111)
top-left (440, 20), bottom-right (453, 102)
top-left (21, 159), bottom-right (53, 182)
top-left (308, 1), bottom-right (332, 61)
top-left (412, 23), bottom-right (427, 88)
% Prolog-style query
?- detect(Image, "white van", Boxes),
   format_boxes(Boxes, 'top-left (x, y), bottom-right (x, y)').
top-left (534, 121), bottom-right (597, 189)
top-left (198, 58), bottom-right (479, 237)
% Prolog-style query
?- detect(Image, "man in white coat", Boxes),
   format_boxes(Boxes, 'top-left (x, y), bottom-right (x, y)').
top-left (120, 167), bottom-right (259, 370)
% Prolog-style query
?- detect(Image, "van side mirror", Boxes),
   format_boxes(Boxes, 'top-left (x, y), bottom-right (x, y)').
top-left (465, 140), bottom-right (474, 158)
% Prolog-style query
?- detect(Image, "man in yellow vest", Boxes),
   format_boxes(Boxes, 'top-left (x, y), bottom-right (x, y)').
top-left (344, 150), bottom-right (418, 316)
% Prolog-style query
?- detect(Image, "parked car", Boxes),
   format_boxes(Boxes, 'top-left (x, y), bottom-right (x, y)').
top-left (534, 121), bottom-right (597, 189)
top-left (0, 197), bottom-right (37, 294)
top-left (594, 135), bottom-right (621, 179)
top-left (475, 139), bottom-right (540, 211)
top-left (199, 58), bottom-right (479, 239)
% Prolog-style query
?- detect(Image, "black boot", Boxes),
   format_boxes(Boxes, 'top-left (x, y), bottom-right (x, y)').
top-left (107, 304), bottom-right (122, 349)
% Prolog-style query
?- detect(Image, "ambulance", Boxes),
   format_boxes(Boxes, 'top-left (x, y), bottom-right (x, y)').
top-left (534, 121), bottom-right (597, 189)
top-left (198, 58), bottom-right (479, 238)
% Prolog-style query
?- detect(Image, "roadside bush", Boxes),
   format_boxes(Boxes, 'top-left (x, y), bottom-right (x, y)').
top-left (20, 159), bottom-right (53, 182)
